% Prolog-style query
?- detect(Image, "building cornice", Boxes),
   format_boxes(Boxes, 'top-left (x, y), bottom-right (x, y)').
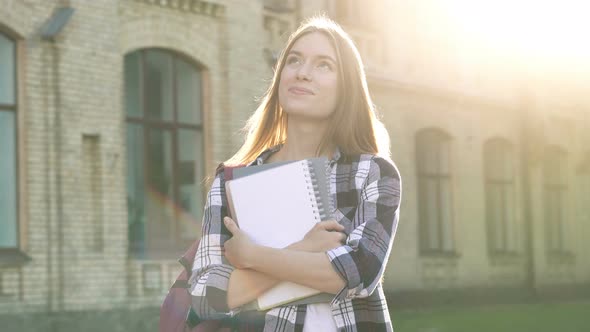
top-left (134, 0), bottom-right (225, 17)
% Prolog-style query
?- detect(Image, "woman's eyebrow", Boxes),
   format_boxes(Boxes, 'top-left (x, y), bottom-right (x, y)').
top-left (288, 50), bottom-right (337, 64)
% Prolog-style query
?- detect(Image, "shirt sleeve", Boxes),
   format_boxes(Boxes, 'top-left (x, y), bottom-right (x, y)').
top-left (189, 171), bottom-right (237, 319)
top-left (326, 156), bottom-right (402, 305)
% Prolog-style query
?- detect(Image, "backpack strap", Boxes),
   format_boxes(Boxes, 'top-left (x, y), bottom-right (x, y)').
top-left (171, 279), bottom-right (189, 289)
top-left (179, 237), bottom-right (200, 277)
top-left (222, 163), bottom-right (245, 181)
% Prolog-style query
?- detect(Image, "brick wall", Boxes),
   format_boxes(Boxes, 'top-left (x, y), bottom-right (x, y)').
top-left (0, 0), bottom-right (588, 316)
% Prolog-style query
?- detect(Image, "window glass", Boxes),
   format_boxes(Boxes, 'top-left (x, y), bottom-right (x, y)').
top-left (487, 184), bottom-right (502, 251)
top-left (0, 34), bottom-right (15, 105)
top-left (176, 58), bottom-right (202, 125)
top-left (146, 129), bottom-right (175, 248)
top-left (484, 139), bottom-right (517, 254)
top-left (148, 129), bottom-right (174, 198)
top-left (145, 50), bottom-right (173, 122)
top-left (545, 190), bottom-right (559, 252)
top-left (440, 178), bottom-right (453, 251)
top-left (425, 179), bottom-right (439, 250)
top-left (126, 123), bottom-right (146, 254)
top-left (0, 111), bottom-right (17, 248)
top-left (178, 129), bottom-right (204, 239)
top-left (543, 147), bottom-right (568, 254)
top-left (125, 49), bottom-right (205, 256)
top-left (124, 52), bottom-right (142, 117)
top-left (505, 186), bottom-right (515, 251)
top-left (417, 129), bottom-right (454, 253)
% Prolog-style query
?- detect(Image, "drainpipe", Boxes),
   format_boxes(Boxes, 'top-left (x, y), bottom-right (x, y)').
top-left (41, 30), bottom-right (55, 316)
top-left (40, 5), bottom-right (75, 319)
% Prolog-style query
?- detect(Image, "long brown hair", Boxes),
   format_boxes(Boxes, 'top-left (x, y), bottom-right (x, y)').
top-left (224, 16), bottom-right (390, 166)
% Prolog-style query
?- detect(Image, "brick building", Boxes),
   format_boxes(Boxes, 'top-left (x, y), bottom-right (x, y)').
top-left (1, 0), bottom-right (589, 321)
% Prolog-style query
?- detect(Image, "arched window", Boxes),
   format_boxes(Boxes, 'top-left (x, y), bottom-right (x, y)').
top-left (416, 128), bottom-right (455, 254)
top-left (124, 49), bottom-right (205, 258)
top-left (0, 31), bottom-right (18, 250)
top-left (543, 146), bottom-right (569, 255)
top-left (483, 138), bottom-right (517, 255)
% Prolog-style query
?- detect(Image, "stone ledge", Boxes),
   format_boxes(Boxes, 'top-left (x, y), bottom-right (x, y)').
top-left (134, 0), bottom-right (225, 17)
top-left (0, 250), bottom-right (32, 268)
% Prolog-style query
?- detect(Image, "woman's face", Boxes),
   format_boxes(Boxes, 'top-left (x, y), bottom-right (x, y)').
top-left (278, 32), bottom-right (339, 120)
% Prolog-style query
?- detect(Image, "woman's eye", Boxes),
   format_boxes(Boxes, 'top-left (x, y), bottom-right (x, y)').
top-left (287, 56), bottom-right (301, 65)
top-left (317, 61), bottom-right (333, 71)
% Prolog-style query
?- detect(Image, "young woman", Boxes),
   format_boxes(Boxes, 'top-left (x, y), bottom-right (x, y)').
top-left (190, 16), bottom-right (402, 331)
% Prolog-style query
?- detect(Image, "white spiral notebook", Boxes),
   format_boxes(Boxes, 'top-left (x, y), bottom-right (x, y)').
top-left (225, 158), bottom-right (333, 311)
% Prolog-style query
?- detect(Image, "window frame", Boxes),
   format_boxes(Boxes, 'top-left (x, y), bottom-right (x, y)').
top-left (415, 128), bottom-right (457, 256)
top-left (543, 145), bottom-right (571, 258)
top-left (124, 48), bottom-right (206, 259)
top-left (483, 138), bottom-right (519, 257)
top-left (0, 27), bottom-right (30, 266)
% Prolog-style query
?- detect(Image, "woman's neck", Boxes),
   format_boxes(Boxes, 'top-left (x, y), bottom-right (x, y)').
top-left (270, 115), bottom-right (334, 162)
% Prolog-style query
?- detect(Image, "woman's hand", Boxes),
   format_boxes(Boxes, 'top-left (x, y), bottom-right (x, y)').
top-left (291, 219), bottom-right (347, 253)
top-left (224, 217), bottom-right (257, 269)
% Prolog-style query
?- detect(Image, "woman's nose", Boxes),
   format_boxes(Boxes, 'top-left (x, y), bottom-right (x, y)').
top-left (296, 63), bottom-right (312, 81)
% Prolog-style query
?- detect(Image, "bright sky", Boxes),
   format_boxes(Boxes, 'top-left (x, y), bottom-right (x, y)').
top-left (440, 0), bottom-right (590, 65)
top-left (398, 0), bottom-right (590, 104)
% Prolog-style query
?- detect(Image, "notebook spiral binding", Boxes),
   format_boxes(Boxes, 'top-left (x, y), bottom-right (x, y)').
top-left (322, 159), bottom-right (335, 219)
top-left (301, 161), bottom-right (320, 222)
top-left (302, 159), bottom-right (332, 221)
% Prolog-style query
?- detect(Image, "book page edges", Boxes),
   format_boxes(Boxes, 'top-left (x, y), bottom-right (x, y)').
top-left (225, 182), bottom-right (237, 222)
top-left (256, 282), bottom-right (321, 311)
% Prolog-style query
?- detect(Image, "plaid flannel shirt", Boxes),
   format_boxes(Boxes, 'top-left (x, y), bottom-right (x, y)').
top-left (190, 145), bottom-right (402, 331)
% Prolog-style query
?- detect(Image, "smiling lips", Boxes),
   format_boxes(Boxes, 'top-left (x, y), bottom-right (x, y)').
top-left (289, 87), bottom-right (314, 95)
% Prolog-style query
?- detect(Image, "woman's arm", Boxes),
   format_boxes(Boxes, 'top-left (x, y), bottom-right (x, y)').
top-left (325, 156), bottom-right (401, 303)
top-left (224, 218), bottom-right (347, 295)
top-left (224, 156), bottom-right (402, 304)
top-left (226, 269), bottom-right (280, 310)
top-left (226, 220), bottom-right (346, 309)
top-left (189, 172), bottom-right (239, 318)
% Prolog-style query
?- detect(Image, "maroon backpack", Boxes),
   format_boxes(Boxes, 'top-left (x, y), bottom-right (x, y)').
top-left (159, 165), bottom-right (241, 332)
top-left (158, 238), bottom-right (232, 332)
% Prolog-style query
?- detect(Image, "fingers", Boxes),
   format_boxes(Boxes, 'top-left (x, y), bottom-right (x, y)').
top-left (224, 217), bottom-right (239, 234)
top-left (326, 231), bottom-right (347, 251)
top-left (330, 230), bottom-right (347, 244)
top-left (317, 219), bottom-right (345, 232)
top-left (340, 232), bottom-right (347, 244)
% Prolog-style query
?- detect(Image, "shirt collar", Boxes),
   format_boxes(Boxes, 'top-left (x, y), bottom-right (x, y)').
top-left (247, 144), bottom-right (283, 166)
top-left (330, 146), bottom-right (342, 166)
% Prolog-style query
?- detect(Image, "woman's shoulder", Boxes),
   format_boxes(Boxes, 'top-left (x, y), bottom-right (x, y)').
top-left (356, 153), bottom-right (401, 181)
top-left (214, 162), bottom-right (248, 177)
